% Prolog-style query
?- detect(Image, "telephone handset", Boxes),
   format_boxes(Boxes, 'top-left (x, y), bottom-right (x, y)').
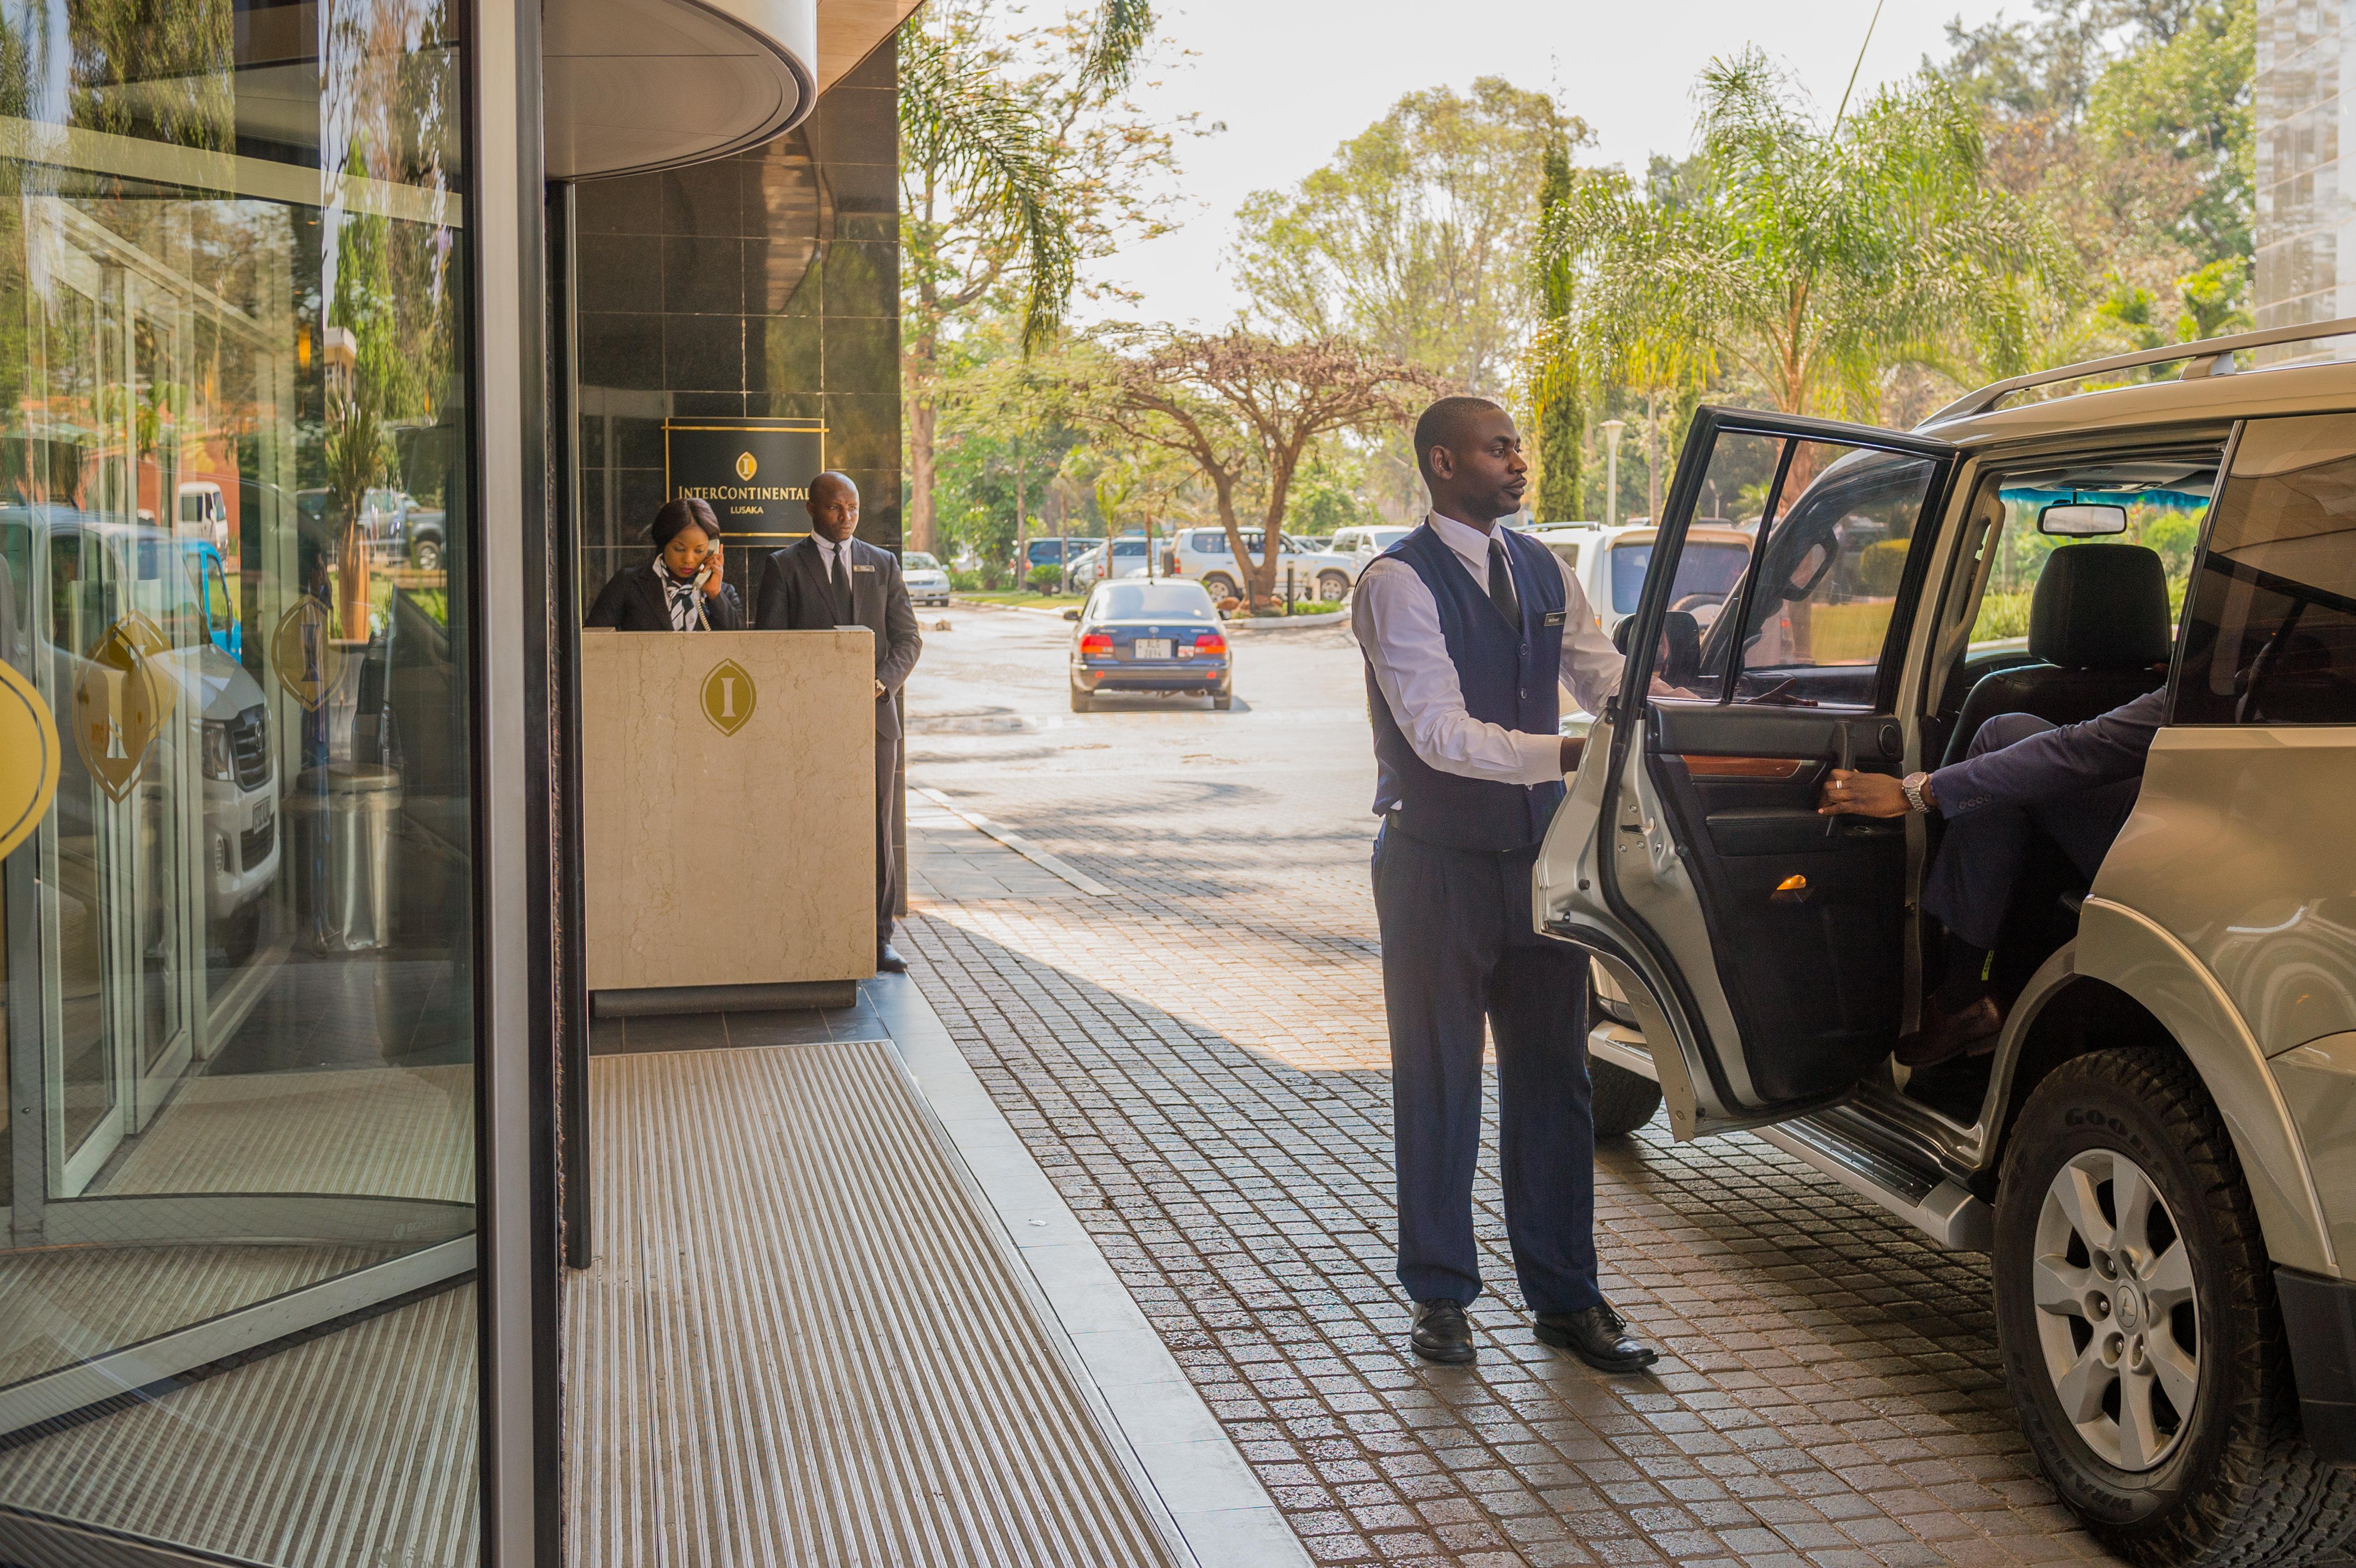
top-left (691, 543), bottom-right (720, 592)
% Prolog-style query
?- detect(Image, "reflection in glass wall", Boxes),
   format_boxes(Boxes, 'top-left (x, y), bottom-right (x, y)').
top-left (0, 0), bottom-right (478, 1561)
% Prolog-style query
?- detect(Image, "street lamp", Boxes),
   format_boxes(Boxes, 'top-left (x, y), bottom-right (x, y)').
top-left (1600, 419), bottom-right (1626, 528)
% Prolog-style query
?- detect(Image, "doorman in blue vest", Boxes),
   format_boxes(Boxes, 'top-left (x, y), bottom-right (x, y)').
top-left (1351, 396), bottom-right (1661, 1372)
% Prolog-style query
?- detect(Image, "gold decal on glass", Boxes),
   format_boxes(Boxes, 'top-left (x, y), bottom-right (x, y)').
top-left (271, 596), bottom-right (345, 711)
top-left (0, 658), bottom-right (61, 859)
top-left (701, 658), bottom-right (756, 736)
top-left (75, 613), bottom-right (172, 802)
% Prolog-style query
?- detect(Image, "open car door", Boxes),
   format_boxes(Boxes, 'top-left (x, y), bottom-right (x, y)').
top-left (1536, 408), bottom-right (1960, 1138)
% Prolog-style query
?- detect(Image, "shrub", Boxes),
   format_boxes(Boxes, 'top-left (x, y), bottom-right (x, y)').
top-left (1857, 538), bottom-right (1911, 596)
top-left (1026, 564), bottom-right (1064, 594)
top-left (947, 567), bottom-right (981, 592)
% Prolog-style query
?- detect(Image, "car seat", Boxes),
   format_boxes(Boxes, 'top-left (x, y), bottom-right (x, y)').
top-left (1941, 544), bottom-right (2172, 766)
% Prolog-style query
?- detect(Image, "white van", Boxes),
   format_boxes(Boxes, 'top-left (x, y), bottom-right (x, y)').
top-left (1524, 520), bottom-right (1757, 638)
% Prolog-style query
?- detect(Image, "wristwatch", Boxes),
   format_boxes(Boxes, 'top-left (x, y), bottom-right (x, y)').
top-left (1900, 771), bottom-right (1936, 815)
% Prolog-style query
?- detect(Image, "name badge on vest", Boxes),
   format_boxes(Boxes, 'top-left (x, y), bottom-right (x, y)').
top-left (1542, 609), bottom-right (1567, 627)
top-left (853, 564), bottom-right (877, 573)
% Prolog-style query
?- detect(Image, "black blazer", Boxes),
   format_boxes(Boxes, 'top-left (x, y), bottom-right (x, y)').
top-left (584, 560), bottom-right (745, 632)
top-left (754, 535), bottom-right (922, 739)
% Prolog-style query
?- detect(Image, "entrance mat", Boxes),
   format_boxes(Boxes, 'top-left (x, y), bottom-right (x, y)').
top-left (567, 1040), bottom-right (1178, 1568)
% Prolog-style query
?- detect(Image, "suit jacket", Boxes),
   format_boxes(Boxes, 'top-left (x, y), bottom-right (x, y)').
top-left (583, 559), bottom-right (746, 632)
top-left (1927, 686), bottom-right (2165, 818)
top-left (755, 535), bottom-right (922, 738)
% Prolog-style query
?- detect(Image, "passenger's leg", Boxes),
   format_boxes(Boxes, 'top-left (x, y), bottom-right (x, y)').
top-left (1922, 712), bottom-right (2056, 959)
top-left (1374, 826), bottom-right (1502, 1308)
top-left (2030, 776), bottom-right (2142, 883)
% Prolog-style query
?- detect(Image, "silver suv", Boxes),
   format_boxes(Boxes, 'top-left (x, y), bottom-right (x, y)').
top-left (1536, 322), bottom-right (2356, 1567)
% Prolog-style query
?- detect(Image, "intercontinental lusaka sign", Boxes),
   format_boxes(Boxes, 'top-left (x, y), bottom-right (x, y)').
top-left (664, 417), bottom-right (826, 540)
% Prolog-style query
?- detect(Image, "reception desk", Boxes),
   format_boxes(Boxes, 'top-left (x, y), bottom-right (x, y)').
top-left (581, 629), bottom-right (876, 1008)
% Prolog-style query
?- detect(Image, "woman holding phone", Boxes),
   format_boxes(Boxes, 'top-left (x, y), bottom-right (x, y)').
top-left (584, 496), bottom-right (744, 630)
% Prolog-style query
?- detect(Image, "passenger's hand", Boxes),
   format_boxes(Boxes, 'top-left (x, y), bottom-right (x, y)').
top-left (699, 547), bottom-right (724, 597)
top-left (1818, 768), bottom-right (1906, 818)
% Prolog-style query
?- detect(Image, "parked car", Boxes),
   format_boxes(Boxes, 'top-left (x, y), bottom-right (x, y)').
top-left (1523, 520), bottom-right (1756, 639)
top-left (1162, 526), bottom-right (1357, 602)
top-left (1018, 535), bottom-right (1099, 588)
top-left (176, 479), bottom-right (227, 551)
top-left (1064, 577), bottom-right (1229, 712)
top-left (1534, 320), bottom-right (2356, 1567)
top-left (901, 550), bottom-right (951, 606)
top-left (1328, 524), bottom-right (1415, 583)
top-left (1068, 535), bottom-right (1154, 593)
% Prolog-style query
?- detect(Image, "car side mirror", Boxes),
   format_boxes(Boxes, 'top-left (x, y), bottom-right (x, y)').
top-left (2039, 501), bottom-right (2129, 537)
top-left (1062, 608), bottom-right (1081, 621)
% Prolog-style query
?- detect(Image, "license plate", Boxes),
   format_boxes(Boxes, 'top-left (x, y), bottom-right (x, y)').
top-left (252, 798), bottom-right (273, 830)
top-left (1133, 639), bottom-right (1173, 660)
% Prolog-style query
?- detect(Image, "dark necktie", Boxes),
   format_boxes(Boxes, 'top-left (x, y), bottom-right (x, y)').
top-left (1487, 538), bottom-right (1520, 631)
top-left (830, 542), bottom-right (852, 620)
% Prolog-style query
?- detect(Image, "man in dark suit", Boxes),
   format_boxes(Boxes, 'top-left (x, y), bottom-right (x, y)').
top-left (1819, 686), bottom-right (2166, 1065)
top-left (756, 472), bottom-right (925, 972)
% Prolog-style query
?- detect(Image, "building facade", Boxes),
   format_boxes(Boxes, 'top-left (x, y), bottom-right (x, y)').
top-left (0, 0), bottom-right (904, 1562)
top-left (2256, 0), bottom-right (2352, 331)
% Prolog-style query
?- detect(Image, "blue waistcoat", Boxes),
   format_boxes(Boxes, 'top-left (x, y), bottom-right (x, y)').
top-left (1365, 523), bottom-right (1567, 852)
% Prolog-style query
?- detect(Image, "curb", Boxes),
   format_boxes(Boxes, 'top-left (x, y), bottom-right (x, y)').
top-left (1221, 610), bottom-right (1351, 634)
top-left (947, 597), bottom-right (1074, 620)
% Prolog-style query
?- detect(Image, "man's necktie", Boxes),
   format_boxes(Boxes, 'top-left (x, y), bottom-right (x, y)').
top-left (1488, 538), bottom-right (1520, 631)
top-left (830, 543), bottom-right (852, 620)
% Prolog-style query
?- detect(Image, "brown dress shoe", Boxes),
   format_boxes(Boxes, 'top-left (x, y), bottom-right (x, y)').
top-left (1895, 994), bottom-right (2004, 1069)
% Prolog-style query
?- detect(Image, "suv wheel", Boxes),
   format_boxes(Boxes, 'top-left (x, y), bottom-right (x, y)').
top-left (1202, 573), bottom-right (1238, 602)
top-left (1994, 1050), bottom-right (2356, 1567)
top-left (1588, 1059), bottom-right (1662, 1139)
top-left (1317, 570), bottom-right (1348, 602)
top-left (410, 537), bottom-right (443, 572)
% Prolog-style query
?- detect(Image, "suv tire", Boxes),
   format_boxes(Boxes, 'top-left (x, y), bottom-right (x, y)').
top-left (1588, 1058), bottom-right (1662, 1139)
top-left (1202, 573), bottom-right (1238, 602)
top-left (1316, 570), bottom-right (1348, 602)
top-left (1994, 1049), bottom-right (2356, 1567)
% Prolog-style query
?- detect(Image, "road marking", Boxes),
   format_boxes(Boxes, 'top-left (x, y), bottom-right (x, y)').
top-left (910, 784), bottom-right (1116, 897)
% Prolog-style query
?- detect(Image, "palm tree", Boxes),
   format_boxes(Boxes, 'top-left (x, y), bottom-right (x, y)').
top-left (898, 0), bottom-right (1154, 555)
top-left (1538, 48), bottom-right (2069, 432)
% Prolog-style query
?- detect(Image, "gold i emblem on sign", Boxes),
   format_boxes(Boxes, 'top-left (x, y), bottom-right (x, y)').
top-left (701, 657), bottom-right (756, 736)
top-left (735, 451), bottom-right (757, 482)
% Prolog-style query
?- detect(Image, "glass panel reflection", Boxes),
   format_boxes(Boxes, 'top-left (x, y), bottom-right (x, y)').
top-left (0, 0), bottom-right (478, 1561)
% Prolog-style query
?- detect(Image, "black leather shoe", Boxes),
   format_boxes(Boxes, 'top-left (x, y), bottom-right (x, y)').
top-left (1409, 1298), bottom-right (1475, 1365)
top-left (1535, 1302), bottom-right (1660, 1373)
top-left (876, 943), bottom-right (909, 974)
top-left (1894, 993), bottom-right (2002, 1069)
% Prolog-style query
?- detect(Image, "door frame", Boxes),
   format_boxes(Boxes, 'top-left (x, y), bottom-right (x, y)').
top-left (1539, 406), bottom-right (1960, 1134)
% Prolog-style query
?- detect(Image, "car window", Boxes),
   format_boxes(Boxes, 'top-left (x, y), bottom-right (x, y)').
top-left (904, 553), bottom-right (940, 570)
top-left (2176, 416), bottom-right (2356, 724)
top-left (1970, 467), bottom-right (2210, 649)
top-left (202, 554), bottom-right (234, 642)
top-left (1095, 582), bottom-right (1213, 620)
top-left (1608, 538), bottom-right (1744, 615)
top-left (1373, 528), bottom-right (1410, 551)
top-left (1544, 541), bottom-right (1580, 570)
top-left (1729, 443), bottom-right (1941, 683)
top-left (1111, 539), bottom-right (1145, 556)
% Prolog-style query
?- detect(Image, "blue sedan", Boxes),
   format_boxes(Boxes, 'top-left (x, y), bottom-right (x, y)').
top-left (1066, 579), bottom-right (1231, 712)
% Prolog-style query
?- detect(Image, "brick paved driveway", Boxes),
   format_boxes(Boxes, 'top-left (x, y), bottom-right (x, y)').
top-left (900, 605), bottom-right (2122, 1568)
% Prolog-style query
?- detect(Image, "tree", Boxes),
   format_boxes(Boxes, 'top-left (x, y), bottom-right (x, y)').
top-left (900, 0), bottom-right (1190, 554)
top-left (1089, 331), bottom-right (1435, 609)
top-left (1539, 49), bottom-right (2067, 431)
top-left (1530, 138), bottom-right (1582, 522)
top-left (1232, 77), bottom-right (1586, 404)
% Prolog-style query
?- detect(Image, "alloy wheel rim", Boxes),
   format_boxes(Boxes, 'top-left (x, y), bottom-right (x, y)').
top-left (2031, 1148), bottom-right (2200, 1472)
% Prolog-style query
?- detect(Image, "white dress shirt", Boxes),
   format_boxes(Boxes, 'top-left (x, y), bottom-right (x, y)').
top-left (814, 532), bottom-right (854, 583)
top-left (1352, 512), bottom-right (1625, 787)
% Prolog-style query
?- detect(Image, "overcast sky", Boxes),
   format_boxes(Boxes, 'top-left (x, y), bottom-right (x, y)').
top-left (1085, 0), bottom-right (2019, 327)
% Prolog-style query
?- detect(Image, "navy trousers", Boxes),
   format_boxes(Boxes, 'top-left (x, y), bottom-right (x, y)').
top-left (1923, 713), bottom-right (2141, 949)
top-left (1371, 822), bottom-right (1600, 1314)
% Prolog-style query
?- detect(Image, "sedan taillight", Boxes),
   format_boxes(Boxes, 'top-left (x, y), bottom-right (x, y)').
top-left (1193, 632), bottom-right (1226, 654)
top-left (1079, 631), bottom-right (1114, 656)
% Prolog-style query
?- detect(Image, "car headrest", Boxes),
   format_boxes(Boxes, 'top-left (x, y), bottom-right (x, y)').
top-left (2028, 544), bottom-right (2171, 669)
